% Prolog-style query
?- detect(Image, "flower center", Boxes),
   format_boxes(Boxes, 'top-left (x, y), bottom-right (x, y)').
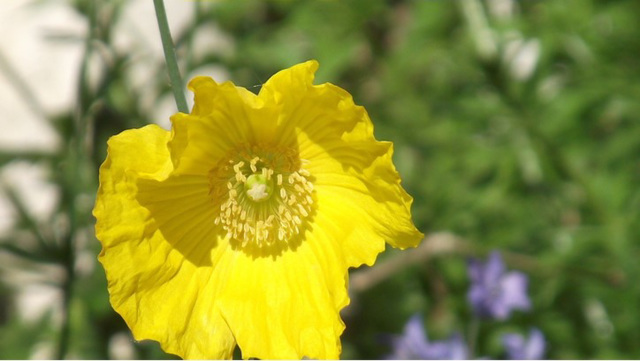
top-left (209, 144), bottom-right (314, 248)
top-left (244, 174), bottom-right (273, 202)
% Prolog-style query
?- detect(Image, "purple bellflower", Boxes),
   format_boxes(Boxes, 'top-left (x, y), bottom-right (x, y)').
top-left (467, 251), bottom-right (531, 320)
top-left (503, 328), bottom-right (546, 360)
top-left (386, 314), bottom-right (469, 360)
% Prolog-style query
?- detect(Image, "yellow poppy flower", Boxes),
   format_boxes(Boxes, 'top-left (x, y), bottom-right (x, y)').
top-left (93, 60), bottom-right (423, 359)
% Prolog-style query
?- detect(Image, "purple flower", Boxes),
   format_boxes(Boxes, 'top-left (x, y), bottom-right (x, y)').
top-left (386, 314), bottom-right (469, 360)
top-left (503, 328), bottom-right (546, 360)
top-left (467, 251), bottom-right (531, 320)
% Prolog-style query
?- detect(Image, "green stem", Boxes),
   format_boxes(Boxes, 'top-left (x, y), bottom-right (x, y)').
top-left (153, 0), bottom-right (189, 114)
top-left (56, 242), bottom-right (75, 360)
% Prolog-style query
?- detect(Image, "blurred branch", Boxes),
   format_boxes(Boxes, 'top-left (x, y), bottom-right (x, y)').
top-left (350, 232), bottom-right (475, 293)
top-left (459, 0), bottom-right (497, 62)
top-left (53, 1), bottom-right (102, 357)
top-left (0, 151), bottom-right (53, 167)
top-left (0, 242), bottom-right (57, 264)
top-left (0, 184), bottom-right (53, 255)
top-left (0, 49), bottom-right (46, 120)
top-left (350, 231), bottom-right (627, 296)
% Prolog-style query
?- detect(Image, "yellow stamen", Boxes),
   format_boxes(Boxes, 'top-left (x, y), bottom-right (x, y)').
top-left (209, 144), bottom-right (314, 248)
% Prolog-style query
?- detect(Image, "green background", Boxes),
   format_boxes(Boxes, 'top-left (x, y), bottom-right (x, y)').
top-left (1, 0), bottom-right (639, 359)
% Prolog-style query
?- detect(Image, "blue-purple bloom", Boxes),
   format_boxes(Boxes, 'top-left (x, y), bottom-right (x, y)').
top-left (467, 251), bottom-right (531, 320)
top-left (386, 314), bottom-right (469, 360)
top-left (503, 328), bottom-right (546, 360)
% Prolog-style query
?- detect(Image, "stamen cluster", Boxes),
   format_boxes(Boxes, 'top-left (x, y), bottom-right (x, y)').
top-left (209, 144), bottom-right (314, 247)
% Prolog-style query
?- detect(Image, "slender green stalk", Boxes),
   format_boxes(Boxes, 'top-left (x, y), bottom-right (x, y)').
top-left (153, 0), bottom-right (189, 113)
top-left (56, 241), bottom-right (75, 360)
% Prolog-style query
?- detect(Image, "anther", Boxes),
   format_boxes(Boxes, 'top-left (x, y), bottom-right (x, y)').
top-left (233, 161), bottom-right (245, 173)
top-left (250, 157), bottom-right (259, 173)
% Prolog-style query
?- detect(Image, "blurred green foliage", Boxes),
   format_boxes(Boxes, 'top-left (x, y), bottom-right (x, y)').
top-left (1, 0), bottom-right (639, 359)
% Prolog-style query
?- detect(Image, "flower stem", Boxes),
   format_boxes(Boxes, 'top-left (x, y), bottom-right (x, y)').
top-left (153, 0), bottom-right (189, 114)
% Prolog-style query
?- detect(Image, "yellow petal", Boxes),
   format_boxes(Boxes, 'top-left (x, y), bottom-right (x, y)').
top-left (179, 76), bottom-right (278, 157)
top-left (215, 236), bottom-right (347, 359)
top-left (136, 173), bottom-right (216, 265)
top-left (258, 60), bottom-right (319, 108)
top-left (257, 60), bottom-right (321, 148)
top-left (258, 62), bottom-right (423, 255)
top-left (95, 126), bottom-right (236, 359)
top-left (310, 138), bottom-right (423, 252)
